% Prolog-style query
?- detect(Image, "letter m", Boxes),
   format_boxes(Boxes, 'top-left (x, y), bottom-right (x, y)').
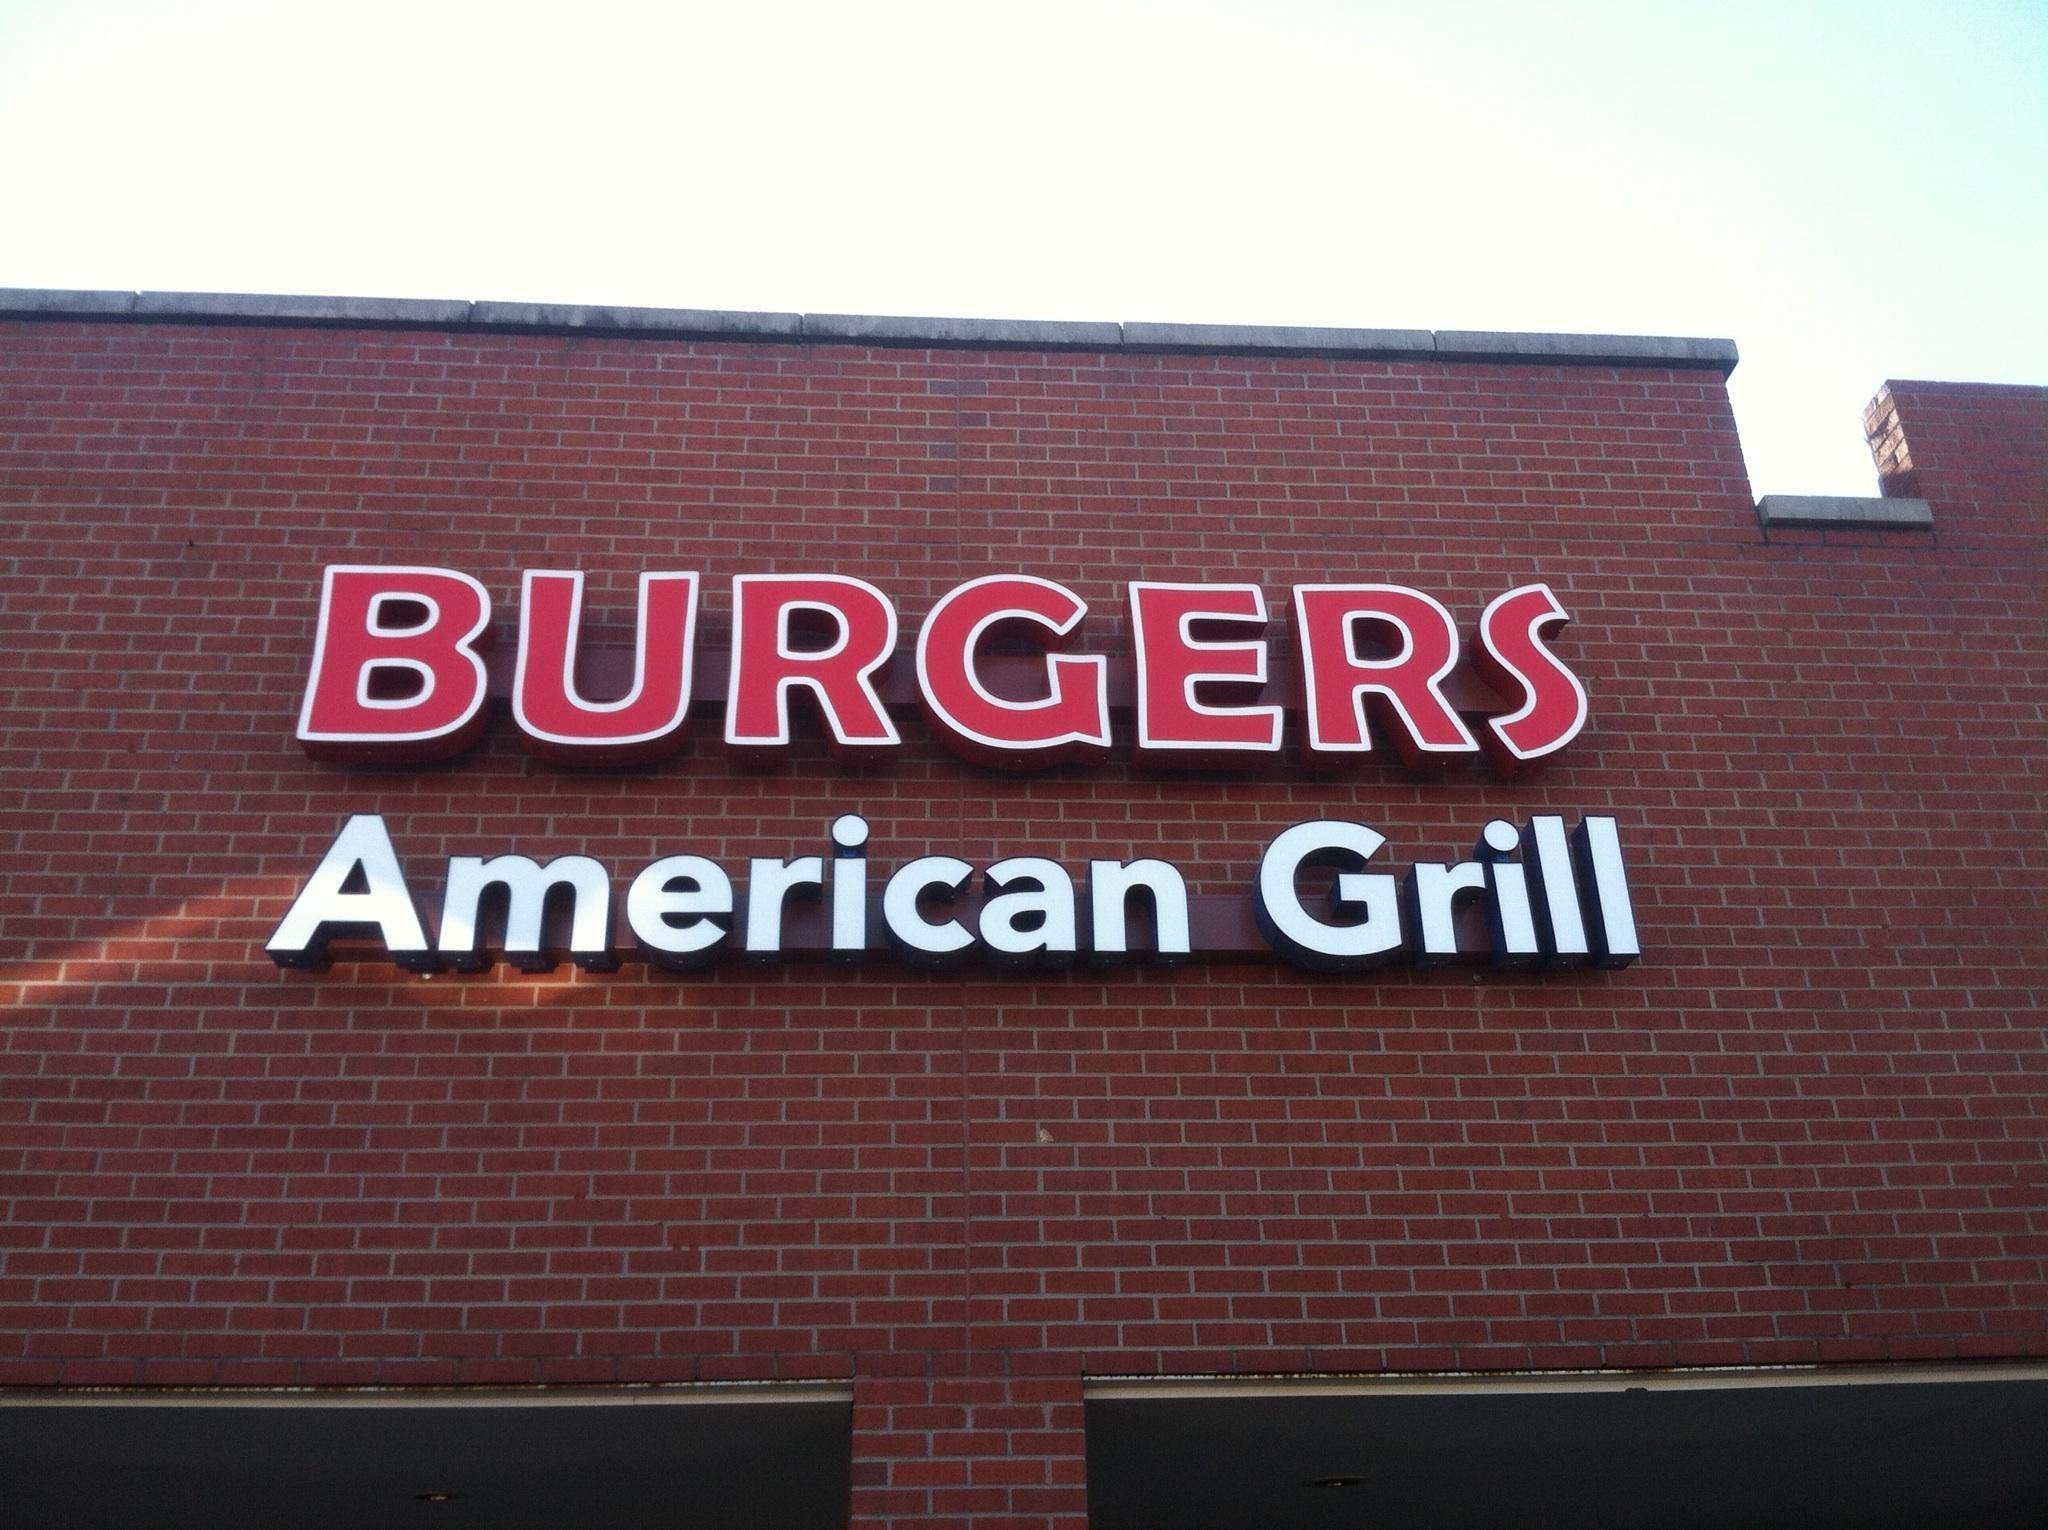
top-left (437, 854), bottom-right (616, 972)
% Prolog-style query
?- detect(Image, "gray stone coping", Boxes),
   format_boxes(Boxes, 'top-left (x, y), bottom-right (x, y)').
top-left (1121, 321), bottom-right (1435, 356)
top-left (1436, 329), bottom-right (1737, 369)
top-left (0, 287), bottom-right (1738, 373)
top-left (803, 312), bottom-right (1121, 348)
top-left (130, 291), bottom-right (475, 326)
top-left (1757, 494), bottom-right (1934, 529)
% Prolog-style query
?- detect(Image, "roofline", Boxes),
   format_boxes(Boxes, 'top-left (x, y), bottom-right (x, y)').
top-left (0, 288), bottom-right (1739, 374)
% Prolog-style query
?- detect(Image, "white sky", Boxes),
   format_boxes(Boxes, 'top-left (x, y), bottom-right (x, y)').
top-left (2, 0), bottom-right (2042, 495)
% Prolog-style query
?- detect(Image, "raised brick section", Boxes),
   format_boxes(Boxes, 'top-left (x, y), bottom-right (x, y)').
top-left (1, 313), bottom-right (2042, 1527)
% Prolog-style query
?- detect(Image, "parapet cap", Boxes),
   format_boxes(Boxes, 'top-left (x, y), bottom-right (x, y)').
top-left (0, 288), bottom-right (1739, 375)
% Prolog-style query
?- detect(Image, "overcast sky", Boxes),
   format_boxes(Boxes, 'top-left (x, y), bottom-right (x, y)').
top-left (3, 0), bottom-right (2042, 495)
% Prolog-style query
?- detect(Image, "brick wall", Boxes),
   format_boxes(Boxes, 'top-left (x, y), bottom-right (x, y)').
top-left (1, 320), bottom-right (2042, 1526)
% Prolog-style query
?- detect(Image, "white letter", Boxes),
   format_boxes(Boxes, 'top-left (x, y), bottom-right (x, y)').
top-left (830, 814), bottom-right (869, 955)
top-left (1477, 818), bottom-right (1540, 965)
top-left (266, 815), bottom-right (434, 971)
top-left (883, 856), bottom-right (975, 965)
top-left (1404, 860), bottom-right (1485, 964)
top-left (627, 856), bottom-right (733, 968)
top-left (1088, 859), bottom-right (1191, 958)
top-left (1254, 820), bottom-right (1403, 972)
top-left (745, 856), bottom-right (824, 954)
top-left (1573, 816), bottom-right (1640, 966)
top-left (980, 857), bottom-right (1077, 962)
top-left (439, 853), bottom-right (615, 972)
top-left (1524, 815), bottom-right (1589, 963)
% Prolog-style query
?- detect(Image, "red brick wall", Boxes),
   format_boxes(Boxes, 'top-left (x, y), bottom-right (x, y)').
top-left (2, 323), bottom-right (2042, 1526)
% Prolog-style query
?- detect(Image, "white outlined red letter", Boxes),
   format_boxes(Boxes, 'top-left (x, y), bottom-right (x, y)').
top-left (915, 575), bottom-right (1109, 768)
top-left (1471, 582), bottom-right (1588, 775)
top-left (1129, 581), bottom-right (1281, 762)
top-left (1291, 583), bottom-right (1479, 768)
top-left (724, 574), bottom-right (901, 759)
top-left (296, 565), bottom-right (493, 763)
top-left (513, 570), bottom-right (700, 766)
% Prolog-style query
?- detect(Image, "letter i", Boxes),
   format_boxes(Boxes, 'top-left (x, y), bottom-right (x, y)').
top-left (1477, 819), bottom-right (1541, 964)
top-left (831, 814), bottom-right (870, 957)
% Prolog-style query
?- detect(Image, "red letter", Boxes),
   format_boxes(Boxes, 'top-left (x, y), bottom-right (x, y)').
top-left (1292, 583), bottom-right (1479, 768)
top-left (1472, 582), bottom-right (1588, 776)
top-left (296, 565), bottom-right (492, 762)
top-left (513, 570), bottom-right (700, 765)
top-left (724, 574), bottom-right (900, 757)
top-left (915, 575), bottom-right (1109, 768)
top-left (1129, 581), bottom-right (1281, 761)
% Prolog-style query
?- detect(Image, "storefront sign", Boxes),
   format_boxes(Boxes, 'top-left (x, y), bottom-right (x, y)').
top-left (270, 567), bottom-right (1637, 976)
top-left (296, 567), bottom-right (1586, 775)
